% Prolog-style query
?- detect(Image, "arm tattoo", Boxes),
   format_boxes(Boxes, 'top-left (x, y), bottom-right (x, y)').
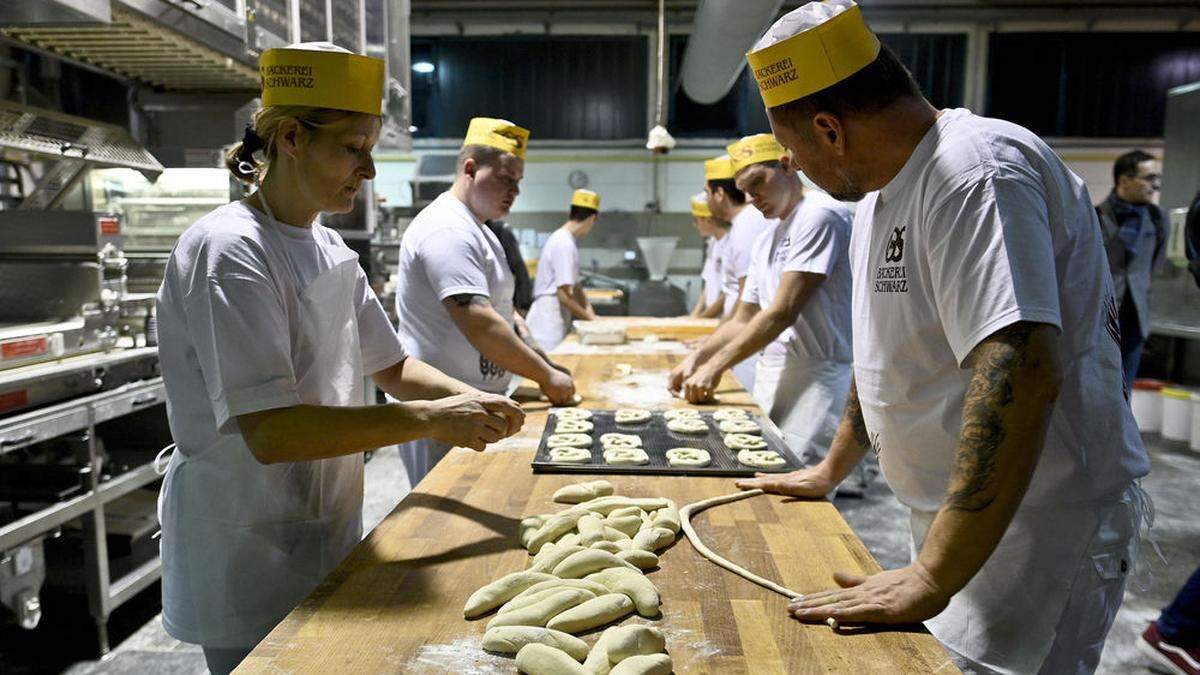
top-left (945, 322), bottom-right (1036, 513)
top-left (449, 293), bottom-right (490, 308)
top-left (842, 380), bottom-right (870, 449)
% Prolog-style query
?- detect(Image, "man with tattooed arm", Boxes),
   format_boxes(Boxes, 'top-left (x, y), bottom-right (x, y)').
top-left (736, 3), bottom-right (1151, 673)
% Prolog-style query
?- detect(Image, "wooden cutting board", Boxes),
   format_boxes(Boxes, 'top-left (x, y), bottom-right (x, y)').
top-left (236, 349), bottom-right (957, 674)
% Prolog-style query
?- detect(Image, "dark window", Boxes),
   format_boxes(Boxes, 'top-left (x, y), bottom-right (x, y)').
top-left (410, 36), bottom-right (648, 140)
top-left (667, 32), bottom-right (966, 138)
top-left (987, 32), bottom-right (1200, 137)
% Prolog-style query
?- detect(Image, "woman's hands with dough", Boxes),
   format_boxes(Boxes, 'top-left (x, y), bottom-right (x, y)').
top-left (786, 564), bottom-right (951, 627)
top-left (734, 465), bottom-right (835, 498)
top-left (682, 364), bottom-right (722, 403)
top-left (422, 392), bottom-right (525, 451)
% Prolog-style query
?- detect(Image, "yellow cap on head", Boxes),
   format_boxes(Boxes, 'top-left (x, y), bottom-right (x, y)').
top-left (463, 117), bottom-right (531, 159)
top-left (727, 134), bottom-right (787, 174)
top-left (691, 192), bottom-right (712, 218)
top-left (704, 155), bottom-right (735, 181)
top-left (571, 189), bottom-right (600, 211)
top-left (260, 43), bottom-right (385, 115)
top-left (747, 0), bottom-right (881, 108)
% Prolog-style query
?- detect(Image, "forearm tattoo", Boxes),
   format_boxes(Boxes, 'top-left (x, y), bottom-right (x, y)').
top-left (946, 322), bottom-right (1036, 513)
top-left (842, 379), bottom-right (870, 449)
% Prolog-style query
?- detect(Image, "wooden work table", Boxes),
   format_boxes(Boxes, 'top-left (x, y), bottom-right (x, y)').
top-left (238, 319), bottom-right (957, 674)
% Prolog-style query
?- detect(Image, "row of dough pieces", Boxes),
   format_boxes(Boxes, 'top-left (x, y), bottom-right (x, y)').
top-left (554, 407), bottom-right (762, 435)
top-left (547, 431), bottom-right (783, 469)
top-left (464, 481), bottom-right (675, 674)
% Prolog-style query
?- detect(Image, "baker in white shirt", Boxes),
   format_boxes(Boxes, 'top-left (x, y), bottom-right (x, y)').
top-left (686, 192), bottom-right (732, 319)
top-left (394, 117), bottom-right (576, 485)
top-left (674, 134), bottom-right (853, 467)
top-left (736, 3), bottom-right (1151, 673)
top-left (674, 154), bottom-right (775, 392)
top-left (526, 189), bottom-right (601, 350)
top-left (155, 44), bottom-right (524, 675)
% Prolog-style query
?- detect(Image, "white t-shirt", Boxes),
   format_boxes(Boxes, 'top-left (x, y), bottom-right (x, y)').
top-left (394, 192), bottom-right (516, 393)
top-left (850, 108), bottom-right (1150, 512)
top-left (701, 234), bottom-right (729, 308)
top-left (157, 202), bottom-right (405, 448)
top-left (532, 227), bottom-right (579, 299)
top-left (742, 191), bottom-right (853, 363)
top-left (722, 205), bottom-right (776, 315)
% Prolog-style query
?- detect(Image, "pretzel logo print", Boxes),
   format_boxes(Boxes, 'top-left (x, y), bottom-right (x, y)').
top-left (885, 226), bottom-right (906, 263)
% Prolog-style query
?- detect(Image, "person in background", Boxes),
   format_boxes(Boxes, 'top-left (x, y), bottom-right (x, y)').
top-left (688, 192), bottom-right (731, 319)
top-left (1096, 149), bottom-right (1166, 386)
top-left (736, 2), bottom-right (1150, 672)
top-left (1185, 188), bottom-right (1200, 288)
top-left (484, 219), bottom-right (533, 315)
top-left (526, 189), bottom-right (600, 350)
top-left (1139, 568), bottom-right (1200, 675)
top-left (394, 117), bottom-right (575, 485)
top-left (156, 44), bottom-right (524, 675)
top-left (672, 134), bottom-right (853, 470)
top-left (703, 154), bottom-right (776, 391)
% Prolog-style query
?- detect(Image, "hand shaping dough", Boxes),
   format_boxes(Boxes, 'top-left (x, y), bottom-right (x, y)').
top-left (603, 447), bottom-right (650, 465)
top-left (556, 420), bottom-right (594, 434)
top-left (463, 571), bottom-right (557, 618)
top-left (549, 447), bottom-right (591, 464)
top-left (717, 419), bottom-right (761, 434)
top-left (546, 593), bottom-right (635, 633)
top-left (661, 408), bottom-right (701, 420)
top-left (486, 588), bottom-right (593, 629)
top-left (711, 408), bottom-right (750, 421)
top-left (666, 417), bottom-right (708, 434)
top-left (599, 433), bottom-right (642, 448)
top-left (515, 643), bottom-right (589, 674)
top-left (664, 447), bottom-right (710, 467)
top-left (482, 626), bottom-right (589, 660)
top-left (723, 433), bottom-right (768, 450)
top-left (610, 653), bottom-right (673, 675)
top-left (548, 433), bottom-right (593, 448)
top-left (737, 449), bottom-right (785, 468)
top-left (553, 480), bottom-right (614, 504)
top-left (614, 408), bottom-right (652, 424)
top-left (556, 408), bottom-right (593, 420)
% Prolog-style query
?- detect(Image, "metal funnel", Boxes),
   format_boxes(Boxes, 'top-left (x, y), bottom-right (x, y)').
top-left (636, 236), bottom-right (678, 281)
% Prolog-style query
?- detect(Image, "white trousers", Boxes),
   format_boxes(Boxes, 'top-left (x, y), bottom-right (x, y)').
top-left (913, 484), bottom-right (1145, 675)
top-left (751, 346), bottom-right (851, 466)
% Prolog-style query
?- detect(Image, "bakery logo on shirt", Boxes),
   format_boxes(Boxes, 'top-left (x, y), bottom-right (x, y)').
top-left (874, 227), bottom-right (908, 293)
top-left (479, 354), bottom-right (507, 381)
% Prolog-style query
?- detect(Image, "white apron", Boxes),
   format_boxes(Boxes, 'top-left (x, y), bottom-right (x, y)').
top-left (527, 294), bottom-right (570, 351)
top-left (159, 204), bottom-right (366, 649)
top-left (914, 484), bottom-right (1144, 674)
top-left (752, 343), bottom-right (850, 466)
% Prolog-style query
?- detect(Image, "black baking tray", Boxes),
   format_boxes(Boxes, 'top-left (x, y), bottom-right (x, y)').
top-left (531, 410), bottom-right (800, 477)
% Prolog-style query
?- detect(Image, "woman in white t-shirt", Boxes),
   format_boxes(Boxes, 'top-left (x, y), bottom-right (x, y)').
top-left (155, 43), bottom-right (524, 674)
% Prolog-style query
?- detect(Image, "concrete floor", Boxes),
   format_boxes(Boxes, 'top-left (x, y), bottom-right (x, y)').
top-left (4, 435), bottom-right (1195, 674)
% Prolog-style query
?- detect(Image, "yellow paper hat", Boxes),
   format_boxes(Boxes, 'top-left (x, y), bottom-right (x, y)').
top-left (463, 117), bottom-right (531, 159)
top-left (704, 155), bottom-right (735, 181)
top-left (747, 0), bottom-right (881, 108)
top-left (571, 189), bottom-right (600, 211)
top-left (691, 192), bottom-right (712, 218)
top-left (260, 42), bottom-right (384, 115)
top-left (727, 134), bottom-right (787, 173)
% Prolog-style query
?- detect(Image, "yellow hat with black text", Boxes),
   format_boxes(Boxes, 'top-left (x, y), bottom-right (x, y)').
top-left (704, 155), bottom-right (735, 181)
top-left (691, 192), bottom-right (712, 218)
top-left (571, 189), bottom-right (600, 211)
top-left (260, 42), bottom-right (385, 115)
top-left (727, 134), bottom-right (787, 173)
top-left (463, 117), bottom-right (531, 159)
top-left (747, 0), bottom-right (881, 108)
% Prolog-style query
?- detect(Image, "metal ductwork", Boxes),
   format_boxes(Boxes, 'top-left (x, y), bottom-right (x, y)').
top-left (679, 0), bottom-right (782, 105)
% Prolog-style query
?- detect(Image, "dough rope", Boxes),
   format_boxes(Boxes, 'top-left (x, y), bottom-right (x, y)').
top-left (680, 490), bottom-right (802, 600)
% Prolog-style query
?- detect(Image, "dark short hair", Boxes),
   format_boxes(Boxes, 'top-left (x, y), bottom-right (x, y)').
top-left (769, 44), bottom-right (922, 133)
top-left (706, 179), bottom-right (746, 205)
top-left (1113, 150), bottom-right (1157, 186)
top-left (568, 205), bottom-right (597, 222)
top-left (457, 144), bottom-right (512, 173)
